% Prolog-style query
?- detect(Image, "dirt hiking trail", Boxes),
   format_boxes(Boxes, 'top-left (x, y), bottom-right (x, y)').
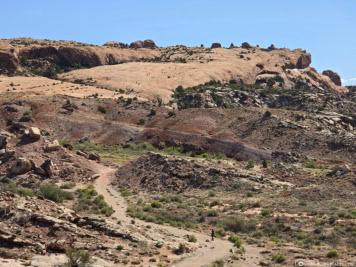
top-left (94, 166), bottom-right (262, 267)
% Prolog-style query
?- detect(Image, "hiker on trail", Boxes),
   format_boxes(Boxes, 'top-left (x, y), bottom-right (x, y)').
top-left (211, 229), bottom-right (215, 241)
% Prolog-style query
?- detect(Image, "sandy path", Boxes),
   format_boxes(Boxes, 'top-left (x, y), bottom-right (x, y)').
top-left (93, 167), bottom-right (236, 267)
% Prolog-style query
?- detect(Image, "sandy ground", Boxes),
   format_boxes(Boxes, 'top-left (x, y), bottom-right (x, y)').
top-left (0, 76), bottom-right (132, 99)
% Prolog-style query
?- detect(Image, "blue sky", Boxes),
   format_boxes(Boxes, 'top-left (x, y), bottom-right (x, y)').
top-left (2, 0), bottom-right (355, 85)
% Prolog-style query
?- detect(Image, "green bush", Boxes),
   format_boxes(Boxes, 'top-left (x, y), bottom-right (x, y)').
top-left (188, 235), bottom-right (197, 243)
top-left (326, 250), bottom-right (338, 258)
top-left (272, 253), bottom-right (286, 263)
top-left (150, 109), bottom-right (157, 116)
top-left (151, 201), bottom-right (162, 208)
top-left (0, 182), bottom-right (35, 197)
top-left (228, 234), bottom-right (242, 248)
top-left (40, 183), bottom-right (73, 203)
top-left (138, 119), bottom-right (146, 125)
top-left (261, 208), bottom-right (272, 217)
top-left (221, 217), bottom-right (256, 233)
top-left (209, 200), bottom-right (221, 207)
top-left (60, 182), bottom-right (76, 189)
top-left (304, 160), bottom-right (318, 169)
top-left (264, 110), bottom-right (272, 117)
top-left (175, 243), bottom-right (186, 255)
top-left (168, 111), bottom-right (176, 117)
top-left (74, 186), bottom-right (114, 216)
top-left (97, 106), bottom-right (106, 114)
top-left (65, 248), bottom-right (92, 267)
top-left (207, 209), bottom-right (219, 217)
top-left (246, 160), bottom-right (255, 169)
top-left (262, 160), bottom-right (268, 168)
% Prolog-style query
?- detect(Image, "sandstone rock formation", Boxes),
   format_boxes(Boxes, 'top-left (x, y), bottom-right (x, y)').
top-left (129, 40), bottom-right (143, 48)
top-left (88, 152), bottom-right (101, 162)
top-left (103, 41), bottom-right (128, 48)
top-left (296, 53), bottom-right (312, 69)
top-left (268, 44), bottom-right (276, 50)
top-left (11, 157), bottom-right (34, 174)
top-left (29, 127), bottom-right (41, 139)
top-left (41, 159), bottom-right (54, 177)
top-left (211, 43), bottom-right (222, 48)
top-left (143, 39), bottom-right (157, 48)
top-left (241, 42), bottom-right (252, 49)
top-left (45, 140), bottom-right (61, 152)
top-left (0, 51), bottom-right (19, 73)
top-left (322, 70), bottom-right (342, 86)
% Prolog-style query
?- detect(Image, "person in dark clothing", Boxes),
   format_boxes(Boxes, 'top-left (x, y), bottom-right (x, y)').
top-left (211, 229), bottom-right (215, 241)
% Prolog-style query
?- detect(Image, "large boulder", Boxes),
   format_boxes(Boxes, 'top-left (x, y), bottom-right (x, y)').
top-left (89, 152), bottom-right (101, 162)
top-left (211, 43), bottom-right (222, 49)
top-left (241, 42), bottom-right (252, 49)
top-left (45, 140), bottom-right (61, 152)
top-left (322, 70), bottom-right (342, 86)
top-left (11, 157), bottom-right (34, 175)
top-left (143, 39), bottom-right (157, 48)
top-left (129, 40), bottom-right (143, 49)
top-left (267, 44), bottom-right (276, 50)
top-left (296, 53), bottom-right (312, 69)
top-left (41, 159), bottom-right (54, 177)
top-left (29, 127), bottom-right (41, 139)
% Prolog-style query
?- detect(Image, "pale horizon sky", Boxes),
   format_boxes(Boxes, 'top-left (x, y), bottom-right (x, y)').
top-left (1, 0), bottom-right (355, 85)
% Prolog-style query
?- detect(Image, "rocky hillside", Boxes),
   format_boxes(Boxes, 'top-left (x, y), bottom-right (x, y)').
top-left (0, 38), bottom-right (347, 103)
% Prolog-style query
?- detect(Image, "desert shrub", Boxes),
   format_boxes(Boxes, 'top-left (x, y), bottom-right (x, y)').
top-left (246, 160), bottom-right (255, 169)
top-left (221, 217), bottom-right (256, 233)
top-left (40, 183), bottom-right (73, 203)
top-left (212, 260), bottom-right (225, 267)
top-left (207, 209), bottom-right (219, 217)
top-left (74, 186), bottom-right (114, 216)
top-left (188, 235), bottom-right (197, 243)
top-left (304, 159), bottom-right (318, 169)
top-left (262, 160), bottom-right (268, 168)
top-left (60, 182), bottom-right (76, 189)
top-left (168, 111), bottom-right (176, 117)
top-left (150, 109), bottom-right (157, 116)
top-left (174, 243), bottom-right (186, 255)
top-left (228, 234), bottom-right (242, 248)
top-left (138, 119), bottom-right (145, 125)
top-left (210, 200), bottom-right (221, 207)
top-left (0, 181), bottom-right (35, 197)
top-left (246, 192), bottom-right (253, 198)
top-left (151, 201), bottom-right (162, 208)
top-left (264, 110), bottom-right (272, 117)
top-left (261, 208), bottom-right (272, 217)
top-left (326, 250), bottom-right (338, 258)
top-left (216, 228), bottom-right (226, 237)
top-left (97, 106), bottom-right (106, 114)
top-left (65, 248), bottom-right (92, 267)
top-left (272, 253), bottom-right (286, 263)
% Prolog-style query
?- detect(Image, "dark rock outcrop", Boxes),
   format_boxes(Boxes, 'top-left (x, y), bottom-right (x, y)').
top-left (143, 39), bottom-right (157, 48)
top-left (322, 70), bottom-right (342, 86)
top-left (241, 42), bottom-right (252, 49)
top-left (103, 41), bottom-right (128, 48)
top-left (129, 40), bottom-right (143, 49)
top-left (211, 43), bottom-right (222, 49)
top-left (296, 53), bottom-right (312, 69)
